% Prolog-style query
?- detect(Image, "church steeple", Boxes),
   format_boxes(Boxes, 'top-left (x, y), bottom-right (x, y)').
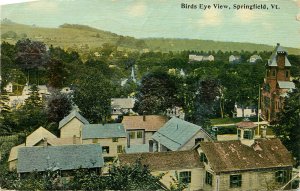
top-left (130, 66), bottom-right (136, 83)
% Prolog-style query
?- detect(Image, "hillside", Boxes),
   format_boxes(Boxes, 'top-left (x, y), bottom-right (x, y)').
top-left (1, 21), bottom-right (299, 54)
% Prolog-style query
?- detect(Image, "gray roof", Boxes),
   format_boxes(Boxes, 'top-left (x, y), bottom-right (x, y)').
top-left (111, 98), bottom-right (135, 109)
top-left (125, 144), bottom-right (149, 153)
top-left (17, 144), bottom-right (104, 173)
top-left (59, 110), bottom-right (89, 129)
top-left (277, 81), bottom-right (295, 89)
top-left (268, 43), bottom-right (291, 67)
top-left (82, 123), bottom-right (126, 139)
top-left (151, 117), bottom-right (212, 151)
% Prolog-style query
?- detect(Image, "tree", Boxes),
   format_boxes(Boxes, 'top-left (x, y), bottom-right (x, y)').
top-left (46, 59), bottom-right (67, 88)
top-left (15, 39), bottom-right (49, 70)
top-left (0, 90), bottom-right (11, 116)
top-left (46, 90), bottom-right (72, 123)
top-left (134, 71), bottom-right (179, 115)
top-left (23, 84), bottom-right (43, 109)
top-left (73, 71), bottom-right (113, 123)
top-left (272, 81), bottom-right (300, 165)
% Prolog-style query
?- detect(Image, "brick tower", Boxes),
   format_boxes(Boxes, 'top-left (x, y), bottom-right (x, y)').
top-left (261, 43), bottom-right (295, 122)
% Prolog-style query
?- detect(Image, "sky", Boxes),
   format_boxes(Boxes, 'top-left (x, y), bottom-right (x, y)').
top-left (1, 0), bottom-right (300, 48)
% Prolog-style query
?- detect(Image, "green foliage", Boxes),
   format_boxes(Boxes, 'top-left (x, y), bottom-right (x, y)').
top-left (271, 81), bottom-right (300, 165)
top-left (1, 31), bottom-right (17, 39)
top-left (46, 90), bottom-right (72, 124)
top-left (73, 71), bottom-right (113, 123)
top-left (46, 58), bottom-right (67, 88)
top-left (134, 71), bottom-right (180, 114)
top-left (169, 171), bottom-right (188, 191)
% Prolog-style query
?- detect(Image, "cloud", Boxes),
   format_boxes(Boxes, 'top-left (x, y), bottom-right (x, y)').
top-left (127, 2), bottom-right (147, 17)
top-left (198, 9), bottom-right (222, 26)
top-left (235, 9), bottom-right (256, 22)
top-left (24, 0), bottom-right (59, 13)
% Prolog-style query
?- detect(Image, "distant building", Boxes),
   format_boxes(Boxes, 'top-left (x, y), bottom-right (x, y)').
top-left (4, 82), bottom-right (13, 93)
top-left (261, 43), bottom-right (295, 121)
top-left (189, 54), bottom-right (214, 62)
top-left (249, 54), bottom-right (262, 63)
top-left (151, 117), bottom-right (213, 152)
top-left (166, 106), bottom-right (185, 119)
top-left (229, 55), bottom-right (241, 63)
top-left (233, 103), bottom-right (259, 118)
top-left (111, 98), bottom-right (135, 119)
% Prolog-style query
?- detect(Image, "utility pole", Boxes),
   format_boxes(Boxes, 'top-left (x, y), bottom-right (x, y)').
top-left (257, 84), bottom-right (261, 136)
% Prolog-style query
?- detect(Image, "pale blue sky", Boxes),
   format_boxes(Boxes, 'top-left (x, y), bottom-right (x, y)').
top-left (1, 0), bottom-right (300, 48)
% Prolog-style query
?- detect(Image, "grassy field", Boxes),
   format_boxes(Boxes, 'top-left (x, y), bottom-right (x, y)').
top-left (1, 22), bottom-right (300, 54)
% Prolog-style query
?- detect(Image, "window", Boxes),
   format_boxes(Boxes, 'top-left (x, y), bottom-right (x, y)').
top-left (205, 171), bottom-right (213, 186)
top-left (137, 131), bottom-right (143, 139)
top-left (112, 137), bottom-right (118, 142)
top-left (237, 129), bottom-right (241, 138)
top-left (92, 139), bottom-right (98, 143)
top-left (286, 70), bottom-right (289, 78)
top-left (179, 171), bottom-right (191, 184)
top-left (200, 153), bottom-right (208, 163)
top-left (276, 170), bottom-right (289, 183)
top-left (117, 145), bottom-right (123, 153)
top-left (243, 130), bottom-right (253, 139)
top-left (129, 132), bottom-right (135, 139)
top-left (272, 70), bottom-right (276, 77)
top-left (230, 174), bottom-right (242, 188)
top-left (195, 138), bottom-right (204, 145)
top-left (102, 146), bottom-right (110, 154)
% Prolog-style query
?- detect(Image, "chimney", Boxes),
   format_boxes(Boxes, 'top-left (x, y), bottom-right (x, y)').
top-left (43, 138), bottom-right (48, 147)
top-left (73, 135), bottom-right (77, 144)
top-left (143, 111), bottom-right (146, 121)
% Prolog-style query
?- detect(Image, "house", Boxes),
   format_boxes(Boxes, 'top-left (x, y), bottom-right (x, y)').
top-left (17, 144), bottom-right (104, 175)
top-left (8, 126), bottom-right (80, 171)
top-left (233, 103), bottom-right (259, 118)
top-left (122, 115), bottom-right (168, 146)
top-left (229, 55), bottom-right (241, 63)
top-left (118, 150), bottom-right (204, 190)
top-left (25, 126), bottom-right (57, 146)
top-left (189, 54), bottom-right (203, 62)
top-left (151, 117), bottom-right (213, 152)
top-left (249, 54), bottom-right (262, 63)
top-left (22, 84), bottom-right (50, 96)
top-left (189, 54), bottom-right (214, 62)
top-left (199, 138), bottom-right (294, 191)
top-left (203, 55), bottom-right (215, 61)
top-left (81, 123), bottom-right (127, 158)
top-left (166, 106), bottom-right (185, 119)
top-left (111, 98), bottom-right (135, 119)
top-left (261, 43), bottom-right (295, 121)
top-left (58, 110), bottom-right (89, 138)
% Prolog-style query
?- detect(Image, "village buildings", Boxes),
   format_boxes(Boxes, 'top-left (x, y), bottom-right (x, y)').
top-left (261, 43), bottom-right (295, 122)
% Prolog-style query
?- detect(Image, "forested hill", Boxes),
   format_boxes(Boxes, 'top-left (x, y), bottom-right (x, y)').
top-left (1, 21), bottom-right (300, 54)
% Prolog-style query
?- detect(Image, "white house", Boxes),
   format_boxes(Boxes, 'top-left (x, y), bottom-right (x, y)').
top-left (233, 103), bottom-right (260, 118)
top-left (249, 54), bottom-right (262, 63)
top-left (229, 55), bottom-right (241, 63)
top-left (4, 82), bottom-right (13, 93)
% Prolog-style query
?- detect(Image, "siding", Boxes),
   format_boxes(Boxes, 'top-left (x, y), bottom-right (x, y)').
top-left (179, 130), bottom-right (210, 151)
top-left (82, 137), bottom-right (126, 157)
top-left (60, 118), bottom-right (83, 138)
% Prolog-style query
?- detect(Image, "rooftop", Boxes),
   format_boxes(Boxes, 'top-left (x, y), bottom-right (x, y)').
top-left (26, 126), bottom-right (57, 146)
top-left (58, 110), bottom-right (89, 129)
top-left (111, 98), bottom-right (135, 109)
top-left (122, 115), bottom-right (168, 131)
top-left (82, 123), bottom-right (126, 139)
top-left (17, 144), bottom-right (104, 173)
top-left (268, 43), bottom-right (291, 67)
top-left (277, 81), bottom-right (296, 89)
top-left (119, 150), bottom-right (203, 171)
top-left (200, 138), bottom-right (294, 173)
top-left (152, 117), bottom-right (212, 151)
